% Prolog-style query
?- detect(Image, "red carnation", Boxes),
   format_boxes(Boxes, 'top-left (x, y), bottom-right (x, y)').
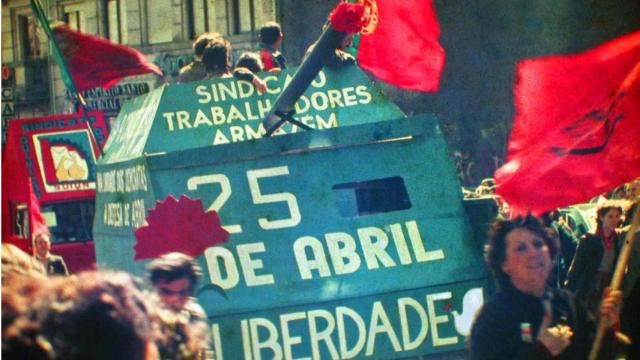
top-left (329, 2), bottom-right (366, 33)
top-left (134, 195), bottom-right (229, 260)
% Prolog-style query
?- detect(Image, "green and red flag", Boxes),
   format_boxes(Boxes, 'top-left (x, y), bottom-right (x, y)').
top-left (30, 0), bottom-right (161, 96)
top-left (495, 30), bottom-right (640, 216)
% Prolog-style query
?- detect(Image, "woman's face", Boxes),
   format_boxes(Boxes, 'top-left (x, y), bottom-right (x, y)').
top-left (600, 208), bottom-right (622, 231)
top-left (501, 228), bottom-right (553, 296)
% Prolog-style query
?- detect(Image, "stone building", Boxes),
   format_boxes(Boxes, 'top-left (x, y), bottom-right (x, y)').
top-left (1, 0), bottom-right (279, 132)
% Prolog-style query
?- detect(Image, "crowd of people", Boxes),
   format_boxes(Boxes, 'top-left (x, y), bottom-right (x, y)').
top-left (469, 177), bottom-right (640, 359)
top-left (2, 19), bottom-right (640, 358)
top-left (175, 19), bottom-right (357, 94)
top-left (2, 250), bottom-right (212, 360)
top-left (176, 21), bottom-right (289, 92)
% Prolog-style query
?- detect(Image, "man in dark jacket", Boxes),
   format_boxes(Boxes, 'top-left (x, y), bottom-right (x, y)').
top-left (33, 233), bottom-right (68, 275)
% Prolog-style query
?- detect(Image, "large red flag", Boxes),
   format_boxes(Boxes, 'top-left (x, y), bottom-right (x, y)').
top-left (356, 0), bottom-right (445, 92)
top-left (495, 30), bottom-right (640, 216)
top-left (51, 24), bottom-right (162, 92)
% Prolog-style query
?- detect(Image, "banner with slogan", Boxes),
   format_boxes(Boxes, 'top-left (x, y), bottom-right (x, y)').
top-left (104, 65), bottom-right (405, 160)
top-left (94, 113), bottom-right (490, 358)
top-left (9, 112), bottom-right (109, 203)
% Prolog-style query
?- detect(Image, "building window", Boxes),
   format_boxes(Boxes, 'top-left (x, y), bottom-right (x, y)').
top-left (187, 0), bottom-right (276, 38)
top-left (17, 14), bottom-right (43, 60)
top-left (147, 0), bottom-right (174, 44)
top-left (10, 202), bottom-right (29, 239)
top-left (41, 200), bottom-right (95, 243)
top-left (62, 3), bottom-right (86, 31)
top-left (230, 0), bottom-right (276, 35)
top-left (104, 0), bottom-right (128, 44)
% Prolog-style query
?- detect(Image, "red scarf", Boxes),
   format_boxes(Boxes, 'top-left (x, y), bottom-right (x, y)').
top-left (596, 227), bottom-right (619, 249)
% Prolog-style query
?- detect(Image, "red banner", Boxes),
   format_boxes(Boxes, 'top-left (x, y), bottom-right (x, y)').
top-left (52, 24), bottom-right (162, 92)
top-left (4, 112), bottom-right (108, 203)
top-left (495, 31), bottom-right (640, 215)
top-left (357, 0), bottom-right (445, 92)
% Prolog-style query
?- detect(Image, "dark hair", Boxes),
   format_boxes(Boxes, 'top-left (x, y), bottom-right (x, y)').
top-left (193, 32), bottom-right (221, 57)
top-left (235, 52), bottom-right (264, 74)
top-left (485, 215), bottom-right (558, 288)
top-left (2, 271), bottom-right (150, 360)
top-left (147, 252), bottom-right (202, 288)
top-left (596, 200), bottom-right (623, 227)
top-left (259, 21), bottom-right (282, 45)
top-left (202, 40), bottom-right (231, 73)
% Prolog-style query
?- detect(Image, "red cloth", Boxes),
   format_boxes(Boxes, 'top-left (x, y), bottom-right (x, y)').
top-left (2, 123), bottom-right (31, 251)
top-left (28, 177), bottom-right (50, 239)
top-left (495, 30), bottom-right (640, 216)
top-left (52, 24), bottom-right (162, 92)
top-left (260, 48), bottom-right (276, 71)
top-left (357, 0), bottom-right (445, 92)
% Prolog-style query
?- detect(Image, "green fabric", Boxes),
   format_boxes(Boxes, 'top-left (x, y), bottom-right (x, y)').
top-left (30, 0), bottom-right (79, 97)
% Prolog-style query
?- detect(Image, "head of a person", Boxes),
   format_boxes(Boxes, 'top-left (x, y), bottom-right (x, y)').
top-left (259, 21), bottom-right (283, 47)
top-left (147, 252), bottom-right (201, 312)
top-left (202, 39), bottom-right (231, 74)
top-left (235, 52), bottom-right (264, 74)
top-left (596, 200), bottom-right (623, 232)
top-left (193, 32), bottom-right (221, 59)
top-left (2, 271), bottom-right (153, 360)
top-left (626, 178), bottom-right (640, 201)
top-left (33, 232), bottom-right (51, 258)
top-left (485, 216), bottom-right (557, 296)
top-left (1, 243), bottom-right (45, 278)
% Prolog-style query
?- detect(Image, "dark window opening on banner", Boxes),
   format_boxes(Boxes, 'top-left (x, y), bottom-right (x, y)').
top-left (333, 176), bottom-right (412, 218)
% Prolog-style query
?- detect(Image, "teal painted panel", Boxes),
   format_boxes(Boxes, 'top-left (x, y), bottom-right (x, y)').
top-left (93, 115), bottom-right (488, 359)
top-left (93, 156), bottom-right (156, 274)
top-left (207, 279), bottom-right (487, 359)
top-left (139, 116), bottom-right (485, 315)
top-left (145, 66), bottom-right (404, 154)
top-left (100, 86), bottom-right (164, 164)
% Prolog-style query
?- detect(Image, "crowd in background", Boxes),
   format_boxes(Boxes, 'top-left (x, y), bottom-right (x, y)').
top-left (469, 177), bottom-right (640, 359)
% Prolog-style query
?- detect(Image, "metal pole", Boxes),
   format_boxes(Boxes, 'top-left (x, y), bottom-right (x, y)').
top-left (262, 25), bottom-right (349, 136)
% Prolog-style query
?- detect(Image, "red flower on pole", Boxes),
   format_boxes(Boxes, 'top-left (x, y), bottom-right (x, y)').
top-left (329, 2), bottom-right (366, 33)
top-left (133, 195), bottom-right (229, 260)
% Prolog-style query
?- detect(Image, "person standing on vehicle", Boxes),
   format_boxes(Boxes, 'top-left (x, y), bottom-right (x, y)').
top-left (33, 232), bottom-right (69, 276)
top-left (179, 32), bottom-right (222, 83)
top-left (258, 21), bottom-right (286, 73)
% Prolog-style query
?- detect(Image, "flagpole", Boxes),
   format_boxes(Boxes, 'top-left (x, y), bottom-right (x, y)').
top-left (30, 0), bottom-right (87, 108)
top-left (588, 206), bottom-right (639, 360)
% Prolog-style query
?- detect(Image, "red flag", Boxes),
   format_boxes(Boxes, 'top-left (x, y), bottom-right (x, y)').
top-left (51, 24), bottom-right (162, 92)
top-left (357, 0), bottom-right (445, 92)
top-left (28, 177), bottom-right (50, 239)
top-left (495, 30), bottom-right (640, 216)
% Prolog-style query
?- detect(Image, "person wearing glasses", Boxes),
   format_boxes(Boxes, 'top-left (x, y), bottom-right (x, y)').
top-left (147, 252), bottom-right (212, 360)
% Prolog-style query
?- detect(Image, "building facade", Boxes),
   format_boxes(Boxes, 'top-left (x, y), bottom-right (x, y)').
top-left (1, 0), bottom-right (279, 133)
